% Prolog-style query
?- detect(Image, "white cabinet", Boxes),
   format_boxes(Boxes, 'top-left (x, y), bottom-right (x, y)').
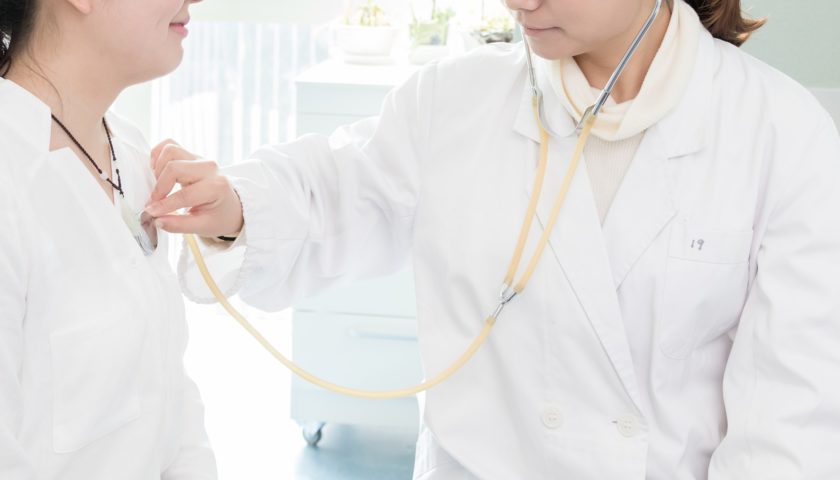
top-left (295, 59), bottom-right (420, 134)
top-left (291, 60), bottom-right (423, 445)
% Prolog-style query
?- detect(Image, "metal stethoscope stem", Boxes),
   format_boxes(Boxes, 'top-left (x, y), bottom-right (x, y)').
top-left (524, 0), bottom-right (664, 136)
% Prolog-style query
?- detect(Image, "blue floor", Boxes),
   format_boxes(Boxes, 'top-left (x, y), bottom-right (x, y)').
top-left (293, 424), bottom-right (417, 480)
top-left (184, 302), bottom-right (419, 479)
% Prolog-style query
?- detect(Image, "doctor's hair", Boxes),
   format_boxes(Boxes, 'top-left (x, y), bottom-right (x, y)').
top-left (0, 0), bottom-right (38, 76)
top-left (685, 0), bottom-right (766, 47)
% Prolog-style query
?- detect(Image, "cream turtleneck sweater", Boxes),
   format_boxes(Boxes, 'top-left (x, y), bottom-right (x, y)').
top-left (548, 0), bottom-right (702, 223)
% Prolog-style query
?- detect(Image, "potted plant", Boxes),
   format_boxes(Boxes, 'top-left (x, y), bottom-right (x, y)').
top-left (458, 0), bottom-right (516, 51)
top-left (409, 1), bottom-right (455, 64)
top-left (335, 0), bottom-right (401, 63)
top-left (472, 14), bottom-right (515, 44)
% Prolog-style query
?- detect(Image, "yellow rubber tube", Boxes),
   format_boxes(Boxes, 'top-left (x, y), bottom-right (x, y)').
top-left (183, 111), bottom-right (596, 400)
top-left (190, 231), bottom-right (497, 400)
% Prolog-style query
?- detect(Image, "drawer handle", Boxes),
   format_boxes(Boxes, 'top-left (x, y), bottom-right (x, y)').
top-left (348, 327), bottom-right (418, 342)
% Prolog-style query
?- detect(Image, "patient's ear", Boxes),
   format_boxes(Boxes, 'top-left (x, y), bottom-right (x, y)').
top-left (62, 0), bottom-right (94, 15)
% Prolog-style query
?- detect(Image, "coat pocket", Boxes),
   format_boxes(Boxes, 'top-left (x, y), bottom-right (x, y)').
top-left (50, 314), bottom-right (144, 453)
top-left (659, 225), bottom-right (754, 359)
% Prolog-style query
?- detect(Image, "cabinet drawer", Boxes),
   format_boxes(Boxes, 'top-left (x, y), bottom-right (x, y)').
top-left (292, 311), bottom-right (423, 391)
top-left (294, 266), bottom-right (417, 318)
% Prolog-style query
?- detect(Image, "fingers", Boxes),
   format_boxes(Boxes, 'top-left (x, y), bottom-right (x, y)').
top-left (151, 139), bottom-right (180, 168)
top-left (153, 185), bottom-right (241, 236)
top-left (154, 212), bottom-right (216, 235)
top-left (153, 143), bottom-right (201, 178)
top-left (149, 175), bottom-right (245, 237)
top-left (146, 177), bottom-right (220, 217)
top-left (147, 160), bottom-right (219, 207)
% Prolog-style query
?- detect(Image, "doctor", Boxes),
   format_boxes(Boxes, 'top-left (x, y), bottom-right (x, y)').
top-left (147, 0), bottom-right (840, 478)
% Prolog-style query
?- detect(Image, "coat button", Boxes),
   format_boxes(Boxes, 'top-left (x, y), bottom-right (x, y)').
top-left (541, 407), bottom-right (563, 429)
top-left (616, 414), bottom-right (641, 437)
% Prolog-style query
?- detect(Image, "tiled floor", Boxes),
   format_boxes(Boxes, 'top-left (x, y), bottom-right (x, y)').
top-left (183, 301), bottom-right (417, 479)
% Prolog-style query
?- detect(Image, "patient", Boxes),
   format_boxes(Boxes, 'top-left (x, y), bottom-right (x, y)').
top-left (0, 0), bottom-right (217, 478)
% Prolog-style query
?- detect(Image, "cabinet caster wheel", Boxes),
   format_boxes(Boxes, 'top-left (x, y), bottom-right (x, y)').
top-left (302, 422), bottom-right (326, 447)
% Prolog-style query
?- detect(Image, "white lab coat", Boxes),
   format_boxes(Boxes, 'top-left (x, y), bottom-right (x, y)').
top-left (0, 79), bottom-right (217, 479)
top-left (180, 30), bottom-right (840, 479)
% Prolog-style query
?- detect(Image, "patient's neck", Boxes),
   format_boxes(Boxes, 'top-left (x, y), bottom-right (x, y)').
top-left (7, 49), bottom-right (123, 152)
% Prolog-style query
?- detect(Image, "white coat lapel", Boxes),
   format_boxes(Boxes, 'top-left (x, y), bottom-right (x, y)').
top-left (601, 131), bottom-right (678, 290)
top-left (537, 135), bottom-right (644, 410)
top-left (512, 72), bottom-right (644, 411)
top-left (507, 31), bottom-right (717, 410)
top-left (601, 31), bottom-right (715, 289)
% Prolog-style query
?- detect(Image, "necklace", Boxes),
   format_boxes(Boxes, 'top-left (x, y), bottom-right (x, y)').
top-left (51, 115), bottom-right (123, 197)
top-left (51, 114), bottom-right (158, 256)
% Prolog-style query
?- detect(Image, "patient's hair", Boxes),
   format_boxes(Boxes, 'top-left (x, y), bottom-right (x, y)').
top-left (685, 0), bottom-right (766, 47)
top-left (0, 0), bottom-right (38, 76)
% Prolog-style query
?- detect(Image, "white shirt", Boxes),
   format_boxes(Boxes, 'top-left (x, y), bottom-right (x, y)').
top-left (0, 78), bottom-right (217, 480)
top-left (180, 31), bottom-right (840, 479)
top-left (585, 133), bottom-right (645, 223)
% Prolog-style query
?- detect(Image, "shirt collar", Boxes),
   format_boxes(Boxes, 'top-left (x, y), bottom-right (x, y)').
top-left (513, 28), bottom-right (716, 159)
top-left (0, 77), bottom-right (143, 160)
top-left (0, 77), bottom-right (53, 153)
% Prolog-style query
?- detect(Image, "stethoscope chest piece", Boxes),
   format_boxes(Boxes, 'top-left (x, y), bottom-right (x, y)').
top-left (121, 200), bottom-right (159, 256)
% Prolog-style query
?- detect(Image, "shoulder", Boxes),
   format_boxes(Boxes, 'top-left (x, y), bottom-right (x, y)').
top-left (0, 174), bottom-right (24, 245)
top-left (400, 42), bottom-right (527, 121)
top-left (435, 41), bottom-right (526, 80)
top-left (0, 174), bottom-right (20, 208)
top-left (0, 162), bottom-right (32, 286)
top-left (0, 80), bottom-right (50, 180)
top-left (0, 127), bottom-right (44, 196)
top-left (398, 42), bottom-right (526, 93)
top-left (426, 42), bottom-right (526, 96)
top-left (0, 123), bottom-right (33, 173)
top-left (709, 39), bottom-right (840, 204)
top-left (711, 38), bottom-right (833, 132)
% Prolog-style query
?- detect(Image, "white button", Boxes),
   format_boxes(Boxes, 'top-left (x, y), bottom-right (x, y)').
top-left (541, 407), bottom-right (563, 429)
top-left (616, 414), bottom-right (641, 437)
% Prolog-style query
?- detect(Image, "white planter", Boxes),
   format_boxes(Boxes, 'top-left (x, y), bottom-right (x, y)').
top-left (335, 25), bottom-right (400, 59)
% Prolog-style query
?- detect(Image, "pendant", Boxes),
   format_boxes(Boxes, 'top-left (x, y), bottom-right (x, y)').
top-left (121, 200), bottom-right (159, 256)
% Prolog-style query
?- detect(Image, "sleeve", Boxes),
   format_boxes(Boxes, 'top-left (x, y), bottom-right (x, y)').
top-left (178, 63), bottom-right (436, 312)
top-left (708, 117), bottom-right (840, 478)
top-left (0, 180), bottom-right (35, 479)
top-left (161, 375), bottom-right (217, 480)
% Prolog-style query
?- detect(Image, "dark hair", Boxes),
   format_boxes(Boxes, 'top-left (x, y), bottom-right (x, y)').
top-left (685, 0), bottom-right (766, 47)
top-left (1, 0), bottom-right (38, 76)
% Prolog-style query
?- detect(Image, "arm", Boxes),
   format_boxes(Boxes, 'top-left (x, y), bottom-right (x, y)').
top-left (708, 118), bottom-right (840, 478)
top-left (0, 180), bottom-right (35, 479)
top-left (172, 65), bottom-right (436, 311)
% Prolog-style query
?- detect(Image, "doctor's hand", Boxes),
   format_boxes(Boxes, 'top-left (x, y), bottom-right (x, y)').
top-left (144, 140), bottom-right (244, 238)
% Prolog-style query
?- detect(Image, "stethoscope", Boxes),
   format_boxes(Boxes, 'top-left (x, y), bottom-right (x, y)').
top-left (525, 0), bottom-right (664, 136)
top-left (175, 0), bottom-right (665, 400)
